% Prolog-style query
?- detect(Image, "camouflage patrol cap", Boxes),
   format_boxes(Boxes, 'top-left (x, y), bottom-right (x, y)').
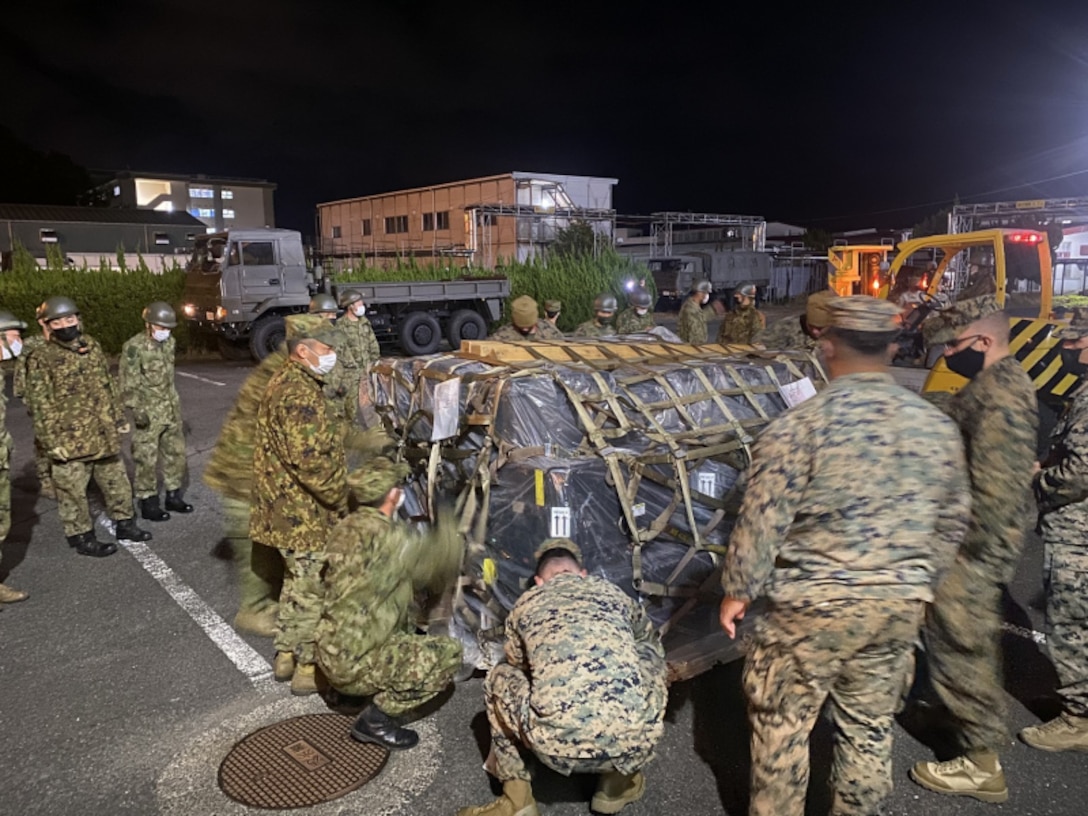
top-left (0, 310), bottom-right (27, 332)
top-left (346, 456), bottom-right (411, 504)
top-left (826, 296), bottom-right (902, 333)
top-left (1056, 308), bottom-right (1088, 341)
top-left (533, 537), bottom-right (583, 566)
top-left (805, 289), bottom-right (839, 328)
top-left (921, 294), bottom-right (1002, 346)
top-left (510, 295), bottom-right (539, 329)
top-left (284, 314), bottom-right (342, 348)
top-left (544, 299), bottom-right (562, 313)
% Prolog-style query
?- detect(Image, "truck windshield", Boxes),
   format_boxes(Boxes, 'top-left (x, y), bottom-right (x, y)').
top-left (1003, 238), bottom-right (1043, 319)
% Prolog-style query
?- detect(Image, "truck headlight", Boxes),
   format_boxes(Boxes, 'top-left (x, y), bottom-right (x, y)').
top-left (182, 303), bottom-right (196, 317)
top-left (215, 306), bottom-right (228, 320)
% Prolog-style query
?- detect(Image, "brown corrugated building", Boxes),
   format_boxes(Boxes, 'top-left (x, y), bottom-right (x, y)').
top-left (317, 171), bottom-right (617, 270)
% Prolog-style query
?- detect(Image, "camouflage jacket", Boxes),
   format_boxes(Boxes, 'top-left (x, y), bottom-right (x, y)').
top-left (204, 347), bottom-right (287, 501)
top-left (118, 332), bottom-right (181, 426)
top-left (943, 355), bottom-right (1038, 584)
top-left (12, 334), bottom-right (46, 401)
top-left (490, 324), bottom-right (533, 342)
top-left (535, 319), bottom-right (565, 340)
top-left (752, 314), bottom-right (815, 351)
top-left (1036, 381), bottom-right (1088, 541)
top-left (722, 372), bottom-right (970, 605)
top-left (572, 319), bottom-right (612, 337)
top-left (503, 573), bottom-right (667, 761)
top-left (614, 308), bottom-right (655, 335)
top-left (335, 316), bottom-right (381, 375)
top-left (717, 305), bottom-right (765, 345)
top-left (0, 367), bottom-right (9, 465)
top-left (249, 360), bottom-right (348, 552)
top-left (677, 297), bottom-right (710, 344)
top-left (25, 335), bottom-right (124, 461)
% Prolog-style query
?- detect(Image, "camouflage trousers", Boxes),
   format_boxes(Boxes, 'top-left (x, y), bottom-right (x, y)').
top-left (52, 455), bottom-right (134, 537)
top-left (319, 630), bottom-right (462, 717)
top-left (274, 549), bottom-right (328, 665)
top-left (1045, 540), bottom-right (1088, 716)
top-left (744, 599), bottom-right (924, 816)
top-left (34, 436), bottom-right (53, 492)
top-left (222, 497), bottom-right (284, 617)
top-left (132, 420), bottom-right (187, 498)
top-left (483, 662), bottom-right (656, 783)
top-left (923, 557), bottom-right (1008, 751)
top-left (0, 465), bottom-right (10, 558)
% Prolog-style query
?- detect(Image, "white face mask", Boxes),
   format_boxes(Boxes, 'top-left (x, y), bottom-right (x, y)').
top-left (635, 308), bottom-right (648, 316)
top-left (312, 351), bottom-right (337, 375)
top-left (1, 338), bottom-right (22, 360)
top-left (152, 329), bottom-right (171, 343)
top-left (353, 303), bottom-right (366, 317)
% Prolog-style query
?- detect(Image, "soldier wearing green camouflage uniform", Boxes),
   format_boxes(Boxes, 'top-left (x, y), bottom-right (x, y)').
top-left (12, 308), bottom-right (53, 498)
top-left (717, 283), bottom-right (766, 345)
top-left (1020, 311), bottom-right (1088, 753)
top-left (335, 289), bottom-right (381, 422)
top-left (677, 280), bottom-right (713, 344)
top-left (119, 302), bottom-right (193, 523)
top-left (458, 538), bottom-right (666, 816)
top-left (251, 314), bottom-right (348, 695)
top-left (316, 457), bottom-right (463, 751)
top-left (720, 296), bottom-right (970, 816)
top-left (307, 294), bottom-right (353, 426)
top-left (906, 295), bottom-right (1037, 802)
top-left (0, 311), bottom-right (29, 604)
top-left (490, 295), bottom-right (544, 342)
top-left (614, 287), bottom-right (655, 335)
top-left (573, 293), bottom-right (618, 337)
top-left (25, 297), bottom-right (152, 557)
top-left (752, 289), bottom-right (838, 351)
top-left (541, 299), bottom-right (564, 338)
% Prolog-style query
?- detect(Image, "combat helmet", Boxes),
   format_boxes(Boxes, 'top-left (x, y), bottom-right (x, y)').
top-left (338, 289), bottom-right (364, 309)
top-left (39, 296), bottom-right (79, 322)
top-left (142, 301), bottom-right (177, 328)
top-left (692, 280), bottom-right (713, 295)
top-left (0, 310), bottom-right (27, 332)
top-left (308, 293), bottom-right (339, 315)
top-left (593, 293), bottom-right (618, 314)
top-left (628, 288), bottom-right (652, 309)
top-left (735, 282), bottom-right (757, 300)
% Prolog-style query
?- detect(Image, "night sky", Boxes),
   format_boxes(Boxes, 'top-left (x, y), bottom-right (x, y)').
top-left (4, 0), bottom-right (1088, 235)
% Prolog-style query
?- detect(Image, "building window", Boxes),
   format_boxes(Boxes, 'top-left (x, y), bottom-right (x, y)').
top-left (39, 228), bottom-right (58, 243)
top-left (332, 225), bottom-right (342, 239)
top-left (189, 187), bottom-right (214, 199)
top-left (189, 207), bottom-right (215, 219)
top-left (223, 209), bottom-right (236, 219)
top-left (222, 189), bottom-right (234, 200)
top-left (362, 219), bottom-right (371, 236)
top-left (186, 233), bottom-right (197, 241)
top-left (436, 210), bottom-right (450, 230)
top-left (384, 215), bottom-right (408, 234)
top-left (153, 232), bottom-right (170, 246)
top-left (422, 212), bottom-right (434, 231)
top-left (113, 185), bottom-right (121, 197)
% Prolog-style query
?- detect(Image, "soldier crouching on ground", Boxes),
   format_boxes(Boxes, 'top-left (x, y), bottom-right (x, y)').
top-left (720, 296), bottom-right (970, 816)
top-left (457, 538), bottom-right (667, 816)
top-left (0, 310), bottom-right (29, 604)
top-left (315, 456), bottom-right (464, 750)
top-left (24, 296), bottom-right (152, 557)
top-left (119, 301), bottom-right (193, 523)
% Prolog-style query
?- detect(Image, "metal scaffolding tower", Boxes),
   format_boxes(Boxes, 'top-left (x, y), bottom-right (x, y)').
top-left (645, 212), bottom-right (766, 257)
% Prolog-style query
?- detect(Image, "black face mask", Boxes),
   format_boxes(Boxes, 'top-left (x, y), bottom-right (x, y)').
top-left (53, 326), bottom-right (81, 343)
top-left (1060, 347), bottom-right (1088, 378)
top-left (945, 345), bottom-right (985, 380)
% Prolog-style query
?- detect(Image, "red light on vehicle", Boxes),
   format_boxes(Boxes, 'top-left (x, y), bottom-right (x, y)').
top-left (1009, 232), bottom-right (1042, 244)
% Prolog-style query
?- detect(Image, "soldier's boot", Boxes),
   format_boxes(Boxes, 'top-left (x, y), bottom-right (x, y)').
top-left (0, 583), bottom-right (29, 603)
top-left (139, 496), bottom-right (171, 522)
top-left (1020, 713), bottom-right (1088, 753)
top-left (71, 531), bottom-right (118, 558)
top-left (290, 663), bottom-right (318, 696)
top-left (909, 749), bottom-right (1007, 803)
top-left (234, 606), bottom-right (279, 637)
top-left (116, 517), bottom-right (152, 543)
top-left (455, 780), bottom-right (538, 816)
top-left (350, 703), bottom-right (419, 750)
top-left (591, 770), bottom-right (646, 814)
top-left (273, 651), bottom-right (295, 682)
top-left (164, 490), bottom-right (194, 514)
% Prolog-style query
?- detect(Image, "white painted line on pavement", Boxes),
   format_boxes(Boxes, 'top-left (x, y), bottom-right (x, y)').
top-left (1002, 621), bottom-right (1047, 645)
top-left (121, 540), bottom-right (277, 693)
top-left (176, 371), bottom-right (226, 386)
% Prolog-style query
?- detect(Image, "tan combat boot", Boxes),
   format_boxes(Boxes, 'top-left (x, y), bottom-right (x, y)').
top-left (909, 749), bottom-right (1007, 803)
top-left (273, 651), bottom-right (295, 682)
top-left (290, 663), bottom-right (318, 696)
top-left (0, 583), bottom-right (29, 604)
top-left (591, 770), bottom-right (646, 814)
top-left (1020, 712), bottom-right (1088, 752)
top-left (455, 779), bottom-right (539, 816)
top-left (234, 607), bottom-right (279, 638)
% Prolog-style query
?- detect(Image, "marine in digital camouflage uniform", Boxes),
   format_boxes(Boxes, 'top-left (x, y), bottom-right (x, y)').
top-left (720, 296), bottom-right (970, 816)
top-left (250, 314), bottom-right (348, 694)
top-left (677, 280), bottom-right (713, 344)
top-left (316, 457), bottom-right (463, 751)
top-left (717, 283), bottom-right (765, 345)
top-left (119, 302), bottom-right (193, 523)
top-left (752, 289), bottom-right (838, 351)
top-left (1020, 311), bottom-right (1088, 753)
top-left (334, 289), bottom-right (381, 423)
top-left (12, 325), bottom-right (54, 498)
top-left (458, 538), bottom-right (666, 816)
top-left (908, 295), bottom-right (1037, 802)
top-left (490, 295), bottom-right (542, 342)
top-left (533, 318), bottom-right (564, 340)
top-left (25, 297), bottom-right (151, 557)
top-left (0, 310), bottom-right (29, 604)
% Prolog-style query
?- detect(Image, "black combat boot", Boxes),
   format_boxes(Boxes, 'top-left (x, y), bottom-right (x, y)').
top-left (115, 517), bottom-right (152, 542)
top-left (350, 703), bottom-right (419, 750)
top-left (164, 490), bottom-right (194, 513)
top-left (139, 496), bottom-right (171, 522)
top-left (73, 531), bottom-right (117, 558)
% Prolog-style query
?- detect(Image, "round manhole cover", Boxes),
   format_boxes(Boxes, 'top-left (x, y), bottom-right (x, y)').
top-left (218, 713), bottom-right (389, 809)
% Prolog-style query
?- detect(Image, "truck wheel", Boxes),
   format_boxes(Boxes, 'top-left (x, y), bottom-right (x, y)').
top-left (249, 315), bottom-right (286, 361)
top-left (399, 311), bottom-right (442, 356)
top-left (446, 309), bottom-right (488, 350)
top-left (217, 336), bottom-right (252, 361)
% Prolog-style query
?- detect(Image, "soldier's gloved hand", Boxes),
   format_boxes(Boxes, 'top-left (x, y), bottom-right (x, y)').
top-left (117, 422), bottom-right (131, 435)
top-left (51, 446), bottom-right (70, 462)
top-left (133, 411), bottom-right (150, 430)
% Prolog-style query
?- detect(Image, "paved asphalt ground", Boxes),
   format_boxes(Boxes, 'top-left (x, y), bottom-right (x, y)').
top-left (2, 313), bottom-right (1085, 816)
